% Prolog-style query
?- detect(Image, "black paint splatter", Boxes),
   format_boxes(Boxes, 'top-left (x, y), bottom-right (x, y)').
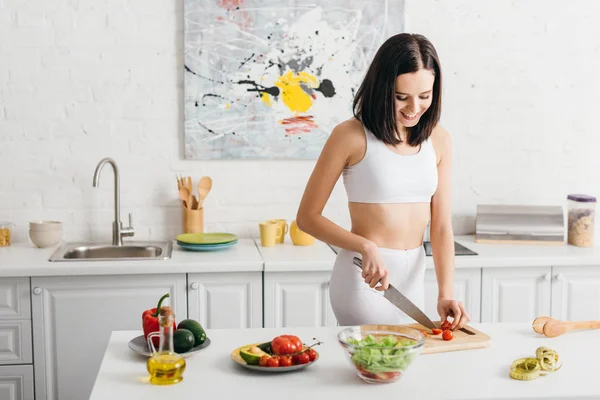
top-left (236, 80), bottom-right (280, 97)
top-left (239, 53), bottom-right (255, 69)
top-left (315, 79), bottom-right (336, 98)
top-left (185, 64), bottom-right (225, 84)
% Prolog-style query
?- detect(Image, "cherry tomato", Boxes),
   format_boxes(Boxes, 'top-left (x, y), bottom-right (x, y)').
top-left (442, 330), bottom-right (454, 341)
top-left (431, 328), bottom-right (442, 335)
top-left (292, 352), bottom-right (310, 365)
top-left (266, 356), bottom-right (280, 367)
top-left (440, 319), bottom-right (452, 331)
top-left (259, 355), bottom-right (270, 367)
top-left (306, 348), bottom-right (317, 361)
top-left (279, 355), bottom-right (292, 367)
top-left (271, 336), bottom-right (298, 355)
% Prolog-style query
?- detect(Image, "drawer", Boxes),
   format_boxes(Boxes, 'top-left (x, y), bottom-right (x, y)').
top-left (0, 278), bottom-right (31, 320)
top-left (0, 364), bottom-right (34, 400)
top-left (0, 321), bottom-right (32, 365)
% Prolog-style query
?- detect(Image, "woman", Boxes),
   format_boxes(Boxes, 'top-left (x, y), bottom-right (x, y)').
top-left (296, 33), bottom-right (470, 330)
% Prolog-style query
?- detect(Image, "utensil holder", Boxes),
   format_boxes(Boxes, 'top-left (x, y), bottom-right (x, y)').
top-left (183, 207), bottom-right (204, 233)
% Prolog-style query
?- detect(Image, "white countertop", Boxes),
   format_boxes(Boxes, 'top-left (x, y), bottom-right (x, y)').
top-left (0, 239), bottom-right (263, 277)
top-left (254, 238), bottom-right (337, 272)
top-left (90, 324), bottom-right (599, 400)
top-left (2, 234), bottom-right (600, 278)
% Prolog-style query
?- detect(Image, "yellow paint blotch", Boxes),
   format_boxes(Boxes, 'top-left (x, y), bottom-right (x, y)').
top-left (274, 71), bottom-right (319, 113)
top-left (261, 92), bottom-right (272, 107)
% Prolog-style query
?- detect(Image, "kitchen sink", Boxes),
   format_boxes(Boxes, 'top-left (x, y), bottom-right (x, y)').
top-left (49, 241), bottom-right (173, 262)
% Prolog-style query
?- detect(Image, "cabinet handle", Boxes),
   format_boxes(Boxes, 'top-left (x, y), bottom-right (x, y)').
top-left (555, 273), bottom-right (564, 282)
top-left (33, 287), bottom-right (42, 295)
top-left (190, 282), bottom-right (199, 290)
top-left (543, 273), bottom-right (550, 281)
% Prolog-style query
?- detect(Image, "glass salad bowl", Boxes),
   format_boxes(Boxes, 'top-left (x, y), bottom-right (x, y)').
top-left (337, 325), bottom-right (425, 384)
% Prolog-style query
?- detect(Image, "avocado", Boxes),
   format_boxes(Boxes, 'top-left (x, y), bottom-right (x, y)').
top-left (173, 328), bottom-right (195, 353)
top-left (239, 345), bottom-right (269, 365)
top-left (177, 319), bottom-right (207, 346)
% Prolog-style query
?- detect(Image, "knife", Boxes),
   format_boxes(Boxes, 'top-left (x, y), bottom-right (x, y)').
top-left (353, 256), bottom-right (438, 330)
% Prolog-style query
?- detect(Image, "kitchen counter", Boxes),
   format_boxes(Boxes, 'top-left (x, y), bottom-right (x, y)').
top-left (2, 234), bottom-right (600, 277)
top-left (90, 324), bottom-right (599, 400)
top-left (0, 238), bottom-right (263, 277)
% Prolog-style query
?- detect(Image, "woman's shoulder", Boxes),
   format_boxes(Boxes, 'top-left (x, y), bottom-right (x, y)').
top-left (428, 125), bottom-right (452, 162)
top-left (323, 118), bottom-right (368, 166)
top-left (329, 118), bottom-right (367, 143)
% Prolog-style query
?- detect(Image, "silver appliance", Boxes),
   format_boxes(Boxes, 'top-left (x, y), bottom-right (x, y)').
top-left (475, 204), bottom-right (565, 244)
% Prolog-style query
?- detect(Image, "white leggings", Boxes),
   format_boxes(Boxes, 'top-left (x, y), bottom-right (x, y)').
top-left (329, 245), bottom-right (426, 326)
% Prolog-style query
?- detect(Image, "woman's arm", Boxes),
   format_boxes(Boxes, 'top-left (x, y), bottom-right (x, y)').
top-left (430, 126), bottom-right (470, 329)
top-left (296, 123), bottom-right (375, 255)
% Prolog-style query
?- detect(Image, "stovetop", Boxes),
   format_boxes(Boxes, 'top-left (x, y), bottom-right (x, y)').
top-left (423, 241), bottom-right (478, 256)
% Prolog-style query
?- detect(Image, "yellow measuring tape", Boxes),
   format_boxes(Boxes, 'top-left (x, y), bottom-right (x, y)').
top-left (509, 347), bottom-right (561, 381)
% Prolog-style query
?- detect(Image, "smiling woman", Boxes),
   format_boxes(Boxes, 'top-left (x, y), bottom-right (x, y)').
top-left (296, 33), bottom-right (471, 330)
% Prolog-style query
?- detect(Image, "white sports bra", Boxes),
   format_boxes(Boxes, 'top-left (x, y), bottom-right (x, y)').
top-left (342, 127), bottom-right (438, 203)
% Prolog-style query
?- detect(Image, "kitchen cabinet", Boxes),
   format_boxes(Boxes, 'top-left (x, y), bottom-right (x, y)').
top-left (424, 268), bottom-right (482, 322)
top-left (263, 271), bottom-right (337, 328)
top-left (551, 265), bottom-right (600, 321)
top-left (481, 267), bottom-right (551, 323)
top-left (187, 272), bottom-right (262, 329)
top-left (0, 365), bottom-right (34, 400)
top-left (31, 274), bottom-right (187, 400)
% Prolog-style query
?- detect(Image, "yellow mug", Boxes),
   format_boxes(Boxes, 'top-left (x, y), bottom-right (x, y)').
top-left (289, 220), bottom-right (315, 246)
top-left (259, 222), bottom-right (282, 247)
top-left (268, 219), bottom-right (289, 244)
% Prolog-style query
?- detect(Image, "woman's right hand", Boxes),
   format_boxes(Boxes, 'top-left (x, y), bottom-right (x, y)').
top-left (360, 241), bottom-right (389, 291)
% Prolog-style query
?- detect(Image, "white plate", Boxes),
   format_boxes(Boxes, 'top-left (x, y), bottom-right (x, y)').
top-left (230, 343), bottom-right (319, 372)
top-left (128, 335), bottom-right (211, 358)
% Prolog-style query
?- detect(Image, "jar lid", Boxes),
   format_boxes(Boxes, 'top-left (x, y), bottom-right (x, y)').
top-left (567, 194), bottom-right (597, 203)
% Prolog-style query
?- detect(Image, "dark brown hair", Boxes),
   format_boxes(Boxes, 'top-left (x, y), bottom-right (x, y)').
top-left (352, 33), bottom-right (442, 146)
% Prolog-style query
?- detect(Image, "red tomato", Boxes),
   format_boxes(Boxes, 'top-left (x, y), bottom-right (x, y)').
top-left (431, 328), bottom-right (442, 335)
top-left (292, 352), bottom-right (310, 365)
top-left (440, 320), bottom-right (452, 331)
top-left (266, 356), bottom-right (280, 367)
top-left (279, 335), bottom-right (302, 350)
top-left (259, 355), bottom-right (270, 367)
top-left (271, 337), bottom-right (298, 355)
top-left (279, 355), bottom-right (292, 367)
top-left (306, 348), bottom-right (317, 362)
top-left (442, 330), bottom-right (454, 341)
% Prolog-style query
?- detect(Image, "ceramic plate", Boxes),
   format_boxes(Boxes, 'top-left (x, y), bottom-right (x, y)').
top-left (176, 232), bottom-right (239, 245)
top-left (128, 335), bottom-right (211, 358)
top-left (230, 343), bottom-right (319, 372)
top-left (177, 240), bottom-right (238, 251)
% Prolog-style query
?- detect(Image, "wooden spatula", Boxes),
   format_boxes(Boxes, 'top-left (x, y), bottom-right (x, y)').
top-left (532, 316), bottom-right (600, 337)
top-left (197, 176), bottom-right (212, 209)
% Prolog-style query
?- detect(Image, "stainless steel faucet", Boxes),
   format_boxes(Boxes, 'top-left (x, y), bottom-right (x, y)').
top-left (92, 157), bottom-right (134, 246)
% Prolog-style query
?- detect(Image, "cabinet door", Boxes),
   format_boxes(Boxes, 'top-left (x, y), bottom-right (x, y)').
top-left (481, 267), bottom-right (551, 323)
top-left (424, 268), bottom-right (482, 322)
top-left (0, 365), bottom-right (34, 400)
top-left (188, 272), bottom-right (262, 329)
top-left (264, 272), bottom-right (336, 328)
top-left (31, 274), bottom-right (187, 400)
top-left (551, 266), bottom-right (600, 320)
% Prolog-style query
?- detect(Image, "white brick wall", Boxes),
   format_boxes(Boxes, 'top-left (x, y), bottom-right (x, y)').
top-left (1, 0), bottom-right (599, 244)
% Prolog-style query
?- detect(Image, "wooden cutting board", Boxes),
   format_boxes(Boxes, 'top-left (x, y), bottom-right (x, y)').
top-left (403, 323), bottom-right (492, 355)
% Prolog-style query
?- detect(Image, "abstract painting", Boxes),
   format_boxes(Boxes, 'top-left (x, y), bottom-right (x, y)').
top-left (184, 0), bottom-right (404, 159)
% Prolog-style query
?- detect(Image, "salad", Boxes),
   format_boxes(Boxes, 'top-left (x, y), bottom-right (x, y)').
top-left (345, 334), bottom-right (419, 381)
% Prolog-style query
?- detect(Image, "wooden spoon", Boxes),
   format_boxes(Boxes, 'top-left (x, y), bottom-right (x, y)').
top-left (197, 176), bottom-right (212, 208)
top-left (179, 187), bottom-right (190, 208)
top-left (532, 316), bottom-right (551, 334)
top-left (540, 317), bottom-right (600, 338)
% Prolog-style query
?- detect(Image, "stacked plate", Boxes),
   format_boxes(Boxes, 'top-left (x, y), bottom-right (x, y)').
top-left (176, 233), bottom-right (239, 251)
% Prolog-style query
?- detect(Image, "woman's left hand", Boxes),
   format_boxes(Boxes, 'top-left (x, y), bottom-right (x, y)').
top-left (437, 298), bottom-right (470, 330)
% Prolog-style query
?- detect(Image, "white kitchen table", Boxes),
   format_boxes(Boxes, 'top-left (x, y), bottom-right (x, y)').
top-left (90, 324), bottom-right (599, 400)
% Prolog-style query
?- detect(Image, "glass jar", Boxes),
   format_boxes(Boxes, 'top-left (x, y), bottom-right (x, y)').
top-left (146, 311), bottom-right (186, 385)
top-left (0, 221), bottom-right (12, 247)
top-left (567, 194), bottom-right (597, 247)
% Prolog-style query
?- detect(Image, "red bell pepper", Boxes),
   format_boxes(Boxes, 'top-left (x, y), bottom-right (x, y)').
top-left (142, 293), bottom-right (176, 348)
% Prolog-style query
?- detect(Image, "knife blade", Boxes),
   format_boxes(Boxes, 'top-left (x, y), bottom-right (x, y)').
top-left (353, 256), bottom-right (438, 330)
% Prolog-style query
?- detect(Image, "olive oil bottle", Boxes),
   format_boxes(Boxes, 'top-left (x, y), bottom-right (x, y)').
top-left (146, 311), bottom-right (186, 385)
